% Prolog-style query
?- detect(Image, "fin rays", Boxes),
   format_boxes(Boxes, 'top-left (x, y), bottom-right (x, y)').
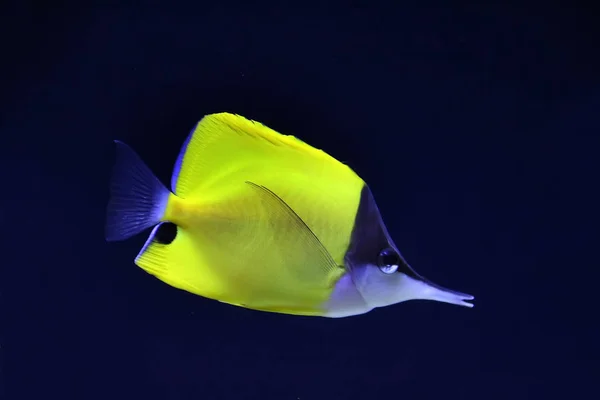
top-left (245, 181), bottom-right (339, 272)
top-left (105, 141), bottom-right (170, 241)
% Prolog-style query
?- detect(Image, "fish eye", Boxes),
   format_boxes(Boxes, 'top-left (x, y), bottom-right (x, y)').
top-left (377, 247), bottom-right (400, 274)
top-left (154, 222), bottom-right (177, 244)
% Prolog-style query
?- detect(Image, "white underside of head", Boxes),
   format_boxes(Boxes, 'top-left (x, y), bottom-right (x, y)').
top-left (323, 273), bottom-right (373, 318)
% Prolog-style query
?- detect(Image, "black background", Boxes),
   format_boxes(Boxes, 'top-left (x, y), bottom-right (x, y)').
top-left (2, 2), bottom-right (598, 399)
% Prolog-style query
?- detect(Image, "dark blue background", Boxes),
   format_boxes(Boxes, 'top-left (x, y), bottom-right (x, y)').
top-left (2, 2), bottom-right (598, 399)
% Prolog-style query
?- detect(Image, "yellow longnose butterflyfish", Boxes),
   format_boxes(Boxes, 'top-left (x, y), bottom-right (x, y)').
top-left (105, 112), bottom-right (474, 317)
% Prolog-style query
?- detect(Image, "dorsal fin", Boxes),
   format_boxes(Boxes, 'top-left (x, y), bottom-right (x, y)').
top-left (170, 112), bottom-right (346, 198)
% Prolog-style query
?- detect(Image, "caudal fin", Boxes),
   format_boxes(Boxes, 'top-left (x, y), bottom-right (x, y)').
top-left (105, 140), bottom-right (170, 242)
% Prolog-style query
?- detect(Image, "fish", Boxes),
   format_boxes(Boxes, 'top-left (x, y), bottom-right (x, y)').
top-left (105, 112), bottom-right (474, 317)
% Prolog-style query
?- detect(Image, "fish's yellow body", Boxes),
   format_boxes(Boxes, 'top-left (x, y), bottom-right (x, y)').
top-left (106, 112), bottom-right (475, 318)
top-left (109, 113), bottom-right (363, 316)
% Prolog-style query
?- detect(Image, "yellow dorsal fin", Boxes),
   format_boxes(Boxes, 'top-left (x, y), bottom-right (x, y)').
top-left (167, 112), bottom-right (365, 267)
top-left (170, 112), bottom-right (340, 198)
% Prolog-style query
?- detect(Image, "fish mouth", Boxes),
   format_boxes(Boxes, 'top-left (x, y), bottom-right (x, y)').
top-left (393, 252), bottom-right (474, 308)
top-left (419, 276), bottom-right (474, 307)
top-left (403, 272), bottom-right (475, 308)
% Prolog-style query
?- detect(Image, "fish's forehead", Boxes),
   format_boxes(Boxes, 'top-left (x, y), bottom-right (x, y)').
top-left (345, 185), bottom-right (418, 278)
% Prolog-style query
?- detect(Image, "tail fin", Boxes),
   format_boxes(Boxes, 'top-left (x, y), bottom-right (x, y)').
top-left (105, 140), bottom-right (170, 242)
